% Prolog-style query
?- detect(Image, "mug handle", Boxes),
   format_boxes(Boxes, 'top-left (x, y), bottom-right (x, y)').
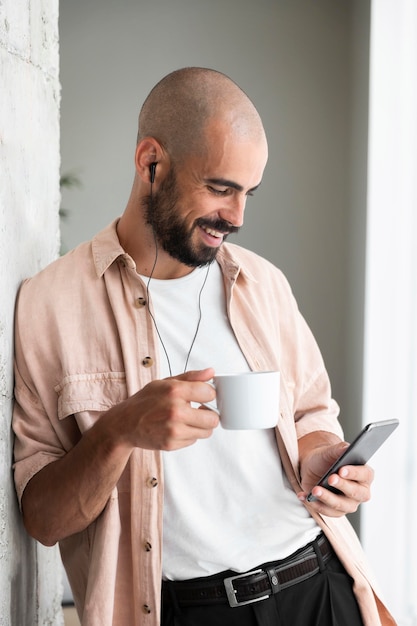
top-left (200, 380), bottom-right (219, 414)
top-left (200, 401), bottom-right (219, 414)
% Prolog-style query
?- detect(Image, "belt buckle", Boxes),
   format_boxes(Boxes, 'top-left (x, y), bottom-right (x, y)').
top-left (223, 569), bottom-right (269, 608)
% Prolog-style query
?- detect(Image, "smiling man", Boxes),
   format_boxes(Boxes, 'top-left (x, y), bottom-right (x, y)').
top-left (12, 68), bottom-right (395, 626)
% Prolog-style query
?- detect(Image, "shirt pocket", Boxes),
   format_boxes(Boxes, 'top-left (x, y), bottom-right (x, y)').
top-left (55, 372), bottom-right (131, 494)
top-left (55, 371), bottom-right (128, 430)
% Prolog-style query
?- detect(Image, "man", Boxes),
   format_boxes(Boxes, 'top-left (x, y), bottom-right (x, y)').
top-left (13, 68), bottom-right (395, 625)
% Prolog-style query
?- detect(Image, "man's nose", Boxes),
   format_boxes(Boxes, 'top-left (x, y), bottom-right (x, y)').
top-left (219, 194), bottom-right (247, 228)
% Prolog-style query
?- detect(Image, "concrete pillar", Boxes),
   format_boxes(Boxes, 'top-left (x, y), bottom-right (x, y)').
top-left (0, 1), bottom-right (62, 623)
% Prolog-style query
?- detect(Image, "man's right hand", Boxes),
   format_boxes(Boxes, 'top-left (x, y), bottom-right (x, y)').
top-left (108, 367), bottom-right (219, 452)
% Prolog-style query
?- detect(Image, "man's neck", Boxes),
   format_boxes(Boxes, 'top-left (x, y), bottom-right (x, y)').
top-left (117, 211), bottom-right (194, 280)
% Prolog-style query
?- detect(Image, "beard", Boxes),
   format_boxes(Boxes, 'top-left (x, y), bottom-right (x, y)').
top-left (143, 166), bottom-right (239, 267)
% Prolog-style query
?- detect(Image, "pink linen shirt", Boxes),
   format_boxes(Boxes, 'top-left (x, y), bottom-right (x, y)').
top-left (13, 220), bottom-right (396, 626)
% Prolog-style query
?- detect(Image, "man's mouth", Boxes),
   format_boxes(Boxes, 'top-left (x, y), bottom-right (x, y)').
top-left (197, 217), bottom-right (238, 235)
top-left (201, 225), bottom-right (228, 239)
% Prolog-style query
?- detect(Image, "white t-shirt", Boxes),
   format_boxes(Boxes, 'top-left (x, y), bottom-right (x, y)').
top-left (143, 261), bottom-right (320, 580)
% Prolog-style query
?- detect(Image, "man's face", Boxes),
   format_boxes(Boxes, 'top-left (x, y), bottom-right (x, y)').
top-left (144, 127), bottom-right (268, 268)
top-left (144, 166), bottom-right (241, 267)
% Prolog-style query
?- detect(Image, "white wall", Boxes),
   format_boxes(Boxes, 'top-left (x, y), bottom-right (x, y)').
top-left (0, 1), bottom-right (62, 623)
top-left (59, 0), bottom-right (370, 446)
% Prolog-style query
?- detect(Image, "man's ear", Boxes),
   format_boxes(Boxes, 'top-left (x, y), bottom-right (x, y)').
top-left (134, 137), bottom-right (168, 183)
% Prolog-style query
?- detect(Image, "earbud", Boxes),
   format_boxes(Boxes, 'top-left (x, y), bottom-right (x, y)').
top-left (149, 162), bottom-right (157, 184)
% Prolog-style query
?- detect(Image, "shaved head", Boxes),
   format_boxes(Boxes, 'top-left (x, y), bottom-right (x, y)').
top-left (138, 67), bottom-right (266, 164)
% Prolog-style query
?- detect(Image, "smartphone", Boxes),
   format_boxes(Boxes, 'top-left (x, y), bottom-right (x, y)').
top-left (306, 419), bottom-right (399, 502)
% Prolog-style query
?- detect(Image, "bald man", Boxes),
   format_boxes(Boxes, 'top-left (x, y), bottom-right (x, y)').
top-left (13, 68), bottom-right (395, 626)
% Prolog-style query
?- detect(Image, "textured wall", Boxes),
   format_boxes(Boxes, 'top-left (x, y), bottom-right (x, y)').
top-left (0, 1), bottom-right (62, 624)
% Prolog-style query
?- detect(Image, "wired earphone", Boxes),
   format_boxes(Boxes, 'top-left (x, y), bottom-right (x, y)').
top-left (149, 161), bottom-right (157, 184)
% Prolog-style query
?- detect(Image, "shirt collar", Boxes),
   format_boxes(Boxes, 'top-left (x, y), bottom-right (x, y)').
top-left (216, 244), bottom-right (258, 285)
top-left (91, 219), bottom-right (136, 278)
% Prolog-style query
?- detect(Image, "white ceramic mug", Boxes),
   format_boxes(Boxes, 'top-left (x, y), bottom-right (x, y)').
top-left (205, 371), bottom-right (280, 430)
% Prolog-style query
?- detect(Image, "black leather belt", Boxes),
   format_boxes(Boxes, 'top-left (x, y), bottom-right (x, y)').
top-left (163, 533), bottom-right (334, 608)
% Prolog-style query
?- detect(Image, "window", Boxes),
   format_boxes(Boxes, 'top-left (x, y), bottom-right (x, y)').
top-left (362, 2), bottom-right (417, 624)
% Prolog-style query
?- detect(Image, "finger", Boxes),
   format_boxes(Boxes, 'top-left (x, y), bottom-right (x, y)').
top-left (327, 473), bottom-right (371, 504)
top-left (149, 374), bottom-right (216, 407)
top-left (300, 469), bottom-right (371, 514)
top-left (161, 399), bottom-right (219, 434)
top-left (159, 407), bottom-right (219, 451)
top-left (337, 464), bottom-right (375, 486)
top-left (187, 404), bottom-right (219, 430)
top-left (172, 368), bottom-right (215, 383)
top-left (172, 376), bottom-right (216, 405)
top-left (300, 488), bottom-right (360, 517)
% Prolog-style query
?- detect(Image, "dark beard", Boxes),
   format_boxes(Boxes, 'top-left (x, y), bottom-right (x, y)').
top-left (143, 167), bottom-right (239, 267)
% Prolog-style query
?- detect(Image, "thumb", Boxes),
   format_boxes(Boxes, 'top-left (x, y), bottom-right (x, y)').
top-left (325, 441), bottom-right (350, 465)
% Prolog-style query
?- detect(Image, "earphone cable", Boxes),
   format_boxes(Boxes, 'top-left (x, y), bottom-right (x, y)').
top-left (145, 178), bottom-right (210, 376)
top-left (146, 179), bottom-right (174, 376)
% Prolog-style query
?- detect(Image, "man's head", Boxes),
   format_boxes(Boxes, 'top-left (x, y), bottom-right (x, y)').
top-left (122, 67), bottom-right (268, 277)
top-left (137, 67), bottom-right (266, 166)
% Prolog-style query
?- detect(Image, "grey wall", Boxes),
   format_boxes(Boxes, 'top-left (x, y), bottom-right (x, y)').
top-left (59, 0), bottom-right (370, 446)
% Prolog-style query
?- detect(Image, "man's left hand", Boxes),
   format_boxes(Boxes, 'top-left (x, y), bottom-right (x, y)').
top-left (297, 432), bottom-right (374, 517)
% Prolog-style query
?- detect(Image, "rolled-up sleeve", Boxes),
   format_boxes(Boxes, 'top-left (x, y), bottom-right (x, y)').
top-left (13, 328), bottom-right (65, 506)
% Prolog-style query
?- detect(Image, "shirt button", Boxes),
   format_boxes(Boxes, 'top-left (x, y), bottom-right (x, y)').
top-left (144, 541), bottom-right (152, 552)
top-left (135, 297), bottom-right (147, 308)
top-left (142, 356), bottom-right (154, 368)
top-left (142, 604), bottom-right (152, 614)
top-left (147, 477), bottom-right (158, 488)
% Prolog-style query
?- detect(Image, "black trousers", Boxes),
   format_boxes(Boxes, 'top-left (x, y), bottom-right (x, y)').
top-left (161, 550), bottom-right (364, 626)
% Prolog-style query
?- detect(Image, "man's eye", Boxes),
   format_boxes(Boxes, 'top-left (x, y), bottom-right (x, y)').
top-left (208, 186), bottom-right (229, 196)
